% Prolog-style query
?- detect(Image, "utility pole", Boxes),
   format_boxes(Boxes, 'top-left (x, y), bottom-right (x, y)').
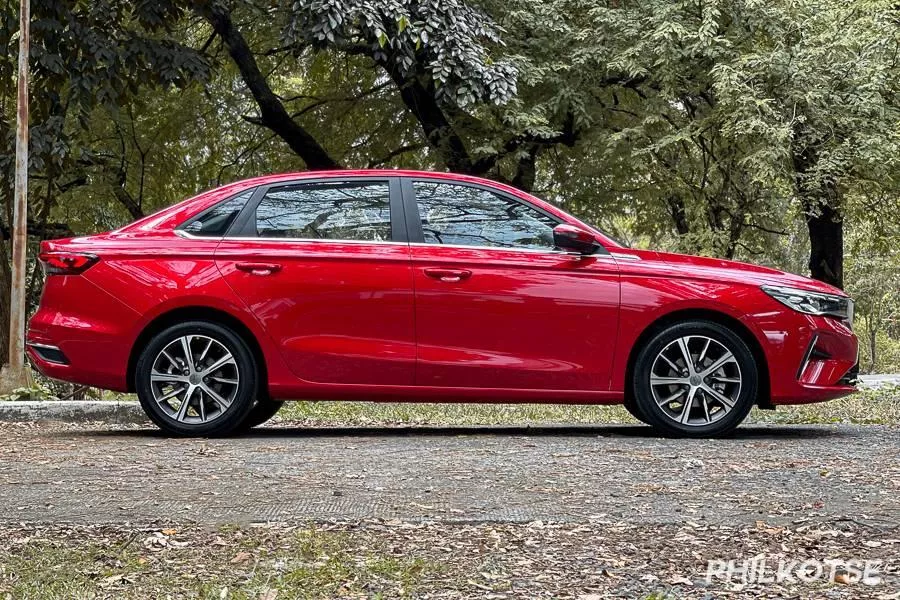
top-left (0, 0), bottom-right (31, 393)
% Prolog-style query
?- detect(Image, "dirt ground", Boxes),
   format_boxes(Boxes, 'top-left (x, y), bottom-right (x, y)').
top-left (0, 420), bottom-right (897, 598)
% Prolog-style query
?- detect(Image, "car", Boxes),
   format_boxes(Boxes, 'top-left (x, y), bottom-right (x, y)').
top-left (27, 170), bottom-right (859, 437)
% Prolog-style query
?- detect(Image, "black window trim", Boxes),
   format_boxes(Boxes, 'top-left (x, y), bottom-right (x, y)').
top-left (401, 176), bottom-right (609, 255)
top-left (225, 176), bottom-right (408, 243)
top-left (176, 186), bottom-right (260, 239)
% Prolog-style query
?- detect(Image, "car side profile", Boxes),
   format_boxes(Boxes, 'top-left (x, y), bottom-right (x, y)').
top-left (27, 170), bottom-right (859, 437)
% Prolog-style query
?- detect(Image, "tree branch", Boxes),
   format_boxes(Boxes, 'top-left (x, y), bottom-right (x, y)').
top-left (191, 0), bottom-right (340, 170)
top-left (0, 221), bottom-right (74, 241)
top-left (367, 143), bottom-right (425, 168)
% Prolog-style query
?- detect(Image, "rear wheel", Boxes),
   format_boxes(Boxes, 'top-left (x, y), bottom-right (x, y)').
top-left (135, 321), bottom-right (258, 437)
top-left (632, 320), bottom-right (757, 438)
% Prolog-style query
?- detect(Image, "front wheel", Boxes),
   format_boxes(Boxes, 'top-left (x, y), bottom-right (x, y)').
top-left (632, 320), bottom-right (758, 438)
top-left (135, 321), bottom-right (258, 437)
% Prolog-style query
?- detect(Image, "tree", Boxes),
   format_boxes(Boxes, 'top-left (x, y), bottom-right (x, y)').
top-left (710, 0), bottom-right (900, 288)
top-left (0, 0), bottom-right (209, 365)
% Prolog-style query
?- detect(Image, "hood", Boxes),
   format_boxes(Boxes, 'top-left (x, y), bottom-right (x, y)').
top-left (616, 249), bottom-right (847, 296)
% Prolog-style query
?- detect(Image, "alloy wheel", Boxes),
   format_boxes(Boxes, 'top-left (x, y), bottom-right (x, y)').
top-left (649, 335), bottom-right (742, 427)
top-left (149, 335), bottom-right (240, 424)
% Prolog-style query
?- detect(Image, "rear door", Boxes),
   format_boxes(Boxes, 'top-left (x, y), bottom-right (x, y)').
top-left (404, 177), bottom-right (620, 391)
top-left (215, 176), bottom-right (416, 385)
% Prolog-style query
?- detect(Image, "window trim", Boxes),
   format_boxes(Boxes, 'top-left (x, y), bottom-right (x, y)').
top-left (403, 177), bottom-right (610, 254)
top-left (176, 187), bottom-right (260, 239)
top-left (228, 176), bottom-right (407, 243)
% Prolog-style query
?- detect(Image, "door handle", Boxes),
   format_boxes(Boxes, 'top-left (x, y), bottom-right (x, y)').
top-left (235, 262), bottom-right (282, 276)
top-left (424, 267), bottom-right (472, 283)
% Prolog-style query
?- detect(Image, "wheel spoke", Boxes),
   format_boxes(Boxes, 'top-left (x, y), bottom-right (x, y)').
top-left (198, 389), bottom-right (207, 422)
top-left (657, 387), bottom-right (686, 406)
top-left (160, 349), bottom-right (178, 369)
top-left (675, 337), bottom-right (694, 372)
top-left (700, 390), bottom-right (711, 422)
top-left (701, 384), bottom-right (736, 408)
top-left (208, 376), bottom-right (238, 385)
top-left (651, 376), bottom-right (689, 386)
top-left (175, 385), bottom-right (195, 421)
top-left (679, 387), bottom-right (697, 423)
top-left (197, 338), bottom-right (213, 364)
top-left (180, 336), bottom-right (194, 372)
top-left (151, 371), bottom-right (189, 384)
top-left (201, 353), bottom-right (235, 376)
top-left (156, 385), bottom-right (186, 403)
top-left (657, 352), bottom-right (682, 374)
top-left (700, 351), bottom-right (736, 376)
top-left (200, 382), bottom-right (232, 410)
top-left (696, 338), bottom-right (711, 369)
top-left (708, 375), bottom-right (741, 383)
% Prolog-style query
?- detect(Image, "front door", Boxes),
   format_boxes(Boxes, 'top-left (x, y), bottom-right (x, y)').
top-left (406, 179), bottom-right (620, 391)
top-left (216, 177), bottom-right (415, 385)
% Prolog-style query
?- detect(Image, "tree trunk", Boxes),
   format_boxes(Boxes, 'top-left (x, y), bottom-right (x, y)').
top-left (0, 239), bottom-right (11, 366)
top-left (665, 195), bottom-right (690, 236)
top-left (791, 130), bottom-right (844, 289)
top-left (868, 325), bottom-right (877, 373)
top-left (803, 198), bottom-right (843, 289)
top-left (511, 144), bottom-right (539, 192)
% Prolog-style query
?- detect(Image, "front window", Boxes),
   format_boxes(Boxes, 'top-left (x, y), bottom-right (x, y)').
top-left (412, 181), bottom-right (557, 250)
top-left (254, 180), bottom-right (392, 241)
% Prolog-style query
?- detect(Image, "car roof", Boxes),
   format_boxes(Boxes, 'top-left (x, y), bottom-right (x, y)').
top-left (226, 169), bottom-right (525, 194)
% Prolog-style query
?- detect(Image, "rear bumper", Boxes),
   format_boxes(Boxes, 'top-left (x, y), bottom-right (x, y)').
top-left (26, 275), bottom-right (138, 392)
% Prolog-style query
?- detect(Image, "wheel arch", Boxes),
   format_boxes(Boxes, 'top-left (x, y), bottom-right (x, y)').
top-left (126, 305), bottom-right (269, 395)
top-left (623, 308), bottom-right (772, 409)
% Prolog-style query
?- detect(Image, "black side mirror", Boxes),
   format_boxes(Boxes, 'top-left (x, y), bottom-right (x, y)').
top-left (553, 224), bottom-right (602, 255)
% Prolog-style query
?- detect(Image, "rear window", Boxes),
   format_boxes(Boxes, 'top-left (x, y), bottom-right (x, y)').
top-left (180, 189), bottom-right (254, 237)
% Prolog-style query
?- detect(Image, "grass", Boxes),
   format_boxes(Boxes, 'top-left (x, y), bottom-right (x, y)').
top-left (276, 385), bottom-right (900, 427)
top-left (0, 526), bottom-right (442, 599)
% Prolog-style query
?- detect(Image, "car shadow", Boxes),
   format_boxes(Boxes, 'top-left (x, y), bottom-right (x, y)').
top-left (70, 423), bottom-right (846, 441)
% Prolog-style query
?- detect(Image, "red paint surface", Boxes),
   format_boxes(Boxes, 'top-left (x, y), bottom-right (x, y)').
top-left (28, 170), bottom-right (857, 405)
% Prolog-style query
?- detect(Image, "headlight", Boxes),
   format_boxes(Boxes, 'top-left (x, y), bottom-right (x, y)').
top-left (761, 285), bottom-right (854, 324)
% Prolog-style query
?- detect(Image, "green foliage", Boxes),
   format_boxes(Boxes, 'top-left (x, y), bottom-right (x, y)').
top-left (283, 0), bottom-right (517, 108)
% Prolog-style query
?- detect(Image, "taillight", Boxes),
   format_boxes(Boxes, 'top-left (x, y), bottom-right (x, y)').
top-left (39, 252), bottom-right (99, 275)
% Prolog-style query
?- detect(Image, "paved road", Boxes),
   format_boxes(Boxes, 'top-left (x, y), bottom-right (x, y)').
top-left (0, 422), bottom-right (897, 527)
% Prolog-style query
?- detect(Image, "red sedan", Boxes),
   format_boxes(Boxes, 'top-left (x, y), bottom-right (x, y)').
top-left (27, 170), bottom-right (858, 437)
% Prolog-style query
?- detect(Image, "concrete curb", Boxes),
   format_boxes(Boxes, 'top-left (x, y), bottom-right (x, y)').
top-left (0, 400), bottom-right (148, 424)
top-left (859, 374), bottom-right (900, 388)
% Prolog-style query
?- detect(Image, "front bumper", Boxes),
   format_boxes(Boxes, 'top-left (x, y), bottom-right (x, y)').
top-left (743, 310), bottom-right (858, 405)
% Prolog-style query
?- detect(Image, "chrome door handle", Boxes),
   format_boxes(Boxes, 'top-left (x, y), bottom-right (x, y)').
top-left (235, 262), bottom-right (282, 276)
top-left (424, 267), bottom-right (472, 283)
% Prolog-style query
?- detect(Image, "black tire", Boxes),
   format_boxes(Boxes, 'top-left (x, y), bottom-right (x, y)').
top-left (135, 321), bottom-right (258, 437)
top-left (238, 399), bottom-right (284, 431)
top-left (623, 395), bottom-right (650, 424)
top-left (632, 320), bottom-right (758, 438)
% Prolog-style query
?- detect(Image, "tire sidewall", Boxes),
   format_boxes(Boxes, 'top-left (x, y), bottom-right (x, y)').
top-left (135, 321), bottom-right (258, 437)
top-left (633, 320), bottom-right (758, 438)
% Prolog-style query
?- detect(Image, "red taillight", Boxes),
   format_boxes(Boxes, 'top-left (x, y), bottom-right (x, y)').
top-left (39, 252), bottom-right (99, 275)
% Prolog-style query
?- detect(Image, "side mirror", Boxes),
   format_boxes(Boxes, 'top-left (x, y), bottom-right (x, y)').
top-left (553, 224), bottom-right (601, 255)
